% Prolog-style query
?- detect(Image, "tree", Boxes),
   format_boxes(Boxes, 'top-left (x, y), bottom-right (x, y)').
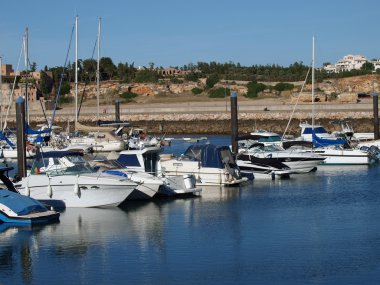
top-left (30, 62), bottom-right (37, 72)
top-left (39, 71), bottom-right (54, 97)
top-left (206, 74), bottom-right (219, 89)
top-left (134, 69), bottom-right (159, 83)
top-left (361, 62), bottom-right (374, 71)
top-left (82, 59), bottom-right (97, 82)
top-left (100, 57), bottom-right (117, 80)
top-left (246, 81), bottom-right (266, 98)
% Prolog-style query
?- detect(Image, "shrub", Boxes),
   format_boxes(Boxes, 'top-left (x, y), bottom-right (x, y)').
top-left (208, 87), bottom-right (230, 98)
top-left (120, 91), bottom-right (138, 100)
top-left (185, 73), bottom-right (199, 82)
top-left (246, 81), bottom-right (266, 98)
top-left (170, 77), bottom-right (184, 84)
top-left (274, 82), bottom-right (294, 92)
top-left (206, 74), bottom-right (219, 89)
top-left (191, 87), bottom-right (203, 95)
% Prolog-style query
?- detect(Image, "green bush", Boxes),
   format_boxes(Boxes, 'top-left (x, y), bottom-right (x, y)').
top-left (120, 91), bottom-right (138, 100)
top-left (246, 81), bottom-right (266, 98)
top-left (206, 74), bottom-right (219, 89)
top-left (185, 73), bottom-right (199, 82)
top-left (274, 82), bottom-right (294, 92)
top-left (58, 94), bottom-right (73, 104)
top-left (191, 87), bottom-right (203, 95)
top-left (170, 77), bottom-right (184, 84)
top-left (208, 87), bottom-right (230, 98)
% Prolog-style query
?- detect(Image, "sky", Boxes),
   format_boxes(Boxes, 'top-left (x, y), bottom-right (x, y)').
top-left (1, 0), bottom-right (380, 70)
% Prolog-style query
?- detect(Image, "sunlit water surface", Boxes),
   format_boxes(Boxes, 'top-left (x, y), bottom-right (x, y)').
top-left (1, 136), bottom-right (380, 285)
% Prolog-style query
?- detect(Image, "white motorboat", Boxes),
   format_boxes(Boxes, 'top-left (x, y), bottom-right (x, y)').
top-left (237, 137), bottom-right (325, 177)
top-left (284, 134), bottom-right (374, 165)
top-left (160, 143), bottom-right (248, 186)
top-left (116, 146), bottom-right (202, 196)
top-left (88, 159), bottom-right (164, 200)
top-left (14, 150), bottom-right (138, 208)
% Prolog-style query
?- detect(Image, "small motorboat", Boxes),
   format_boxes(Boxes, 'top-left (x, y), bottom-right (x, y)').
top-left (0, 167), bottom-right (60, 225)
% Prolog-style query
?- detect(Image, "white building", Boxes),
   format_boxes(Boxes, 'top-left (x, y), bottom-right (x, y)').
top-left (324, 54), bottom-right (368, 73)
top-left (335, 54), bottom-right (367, 72)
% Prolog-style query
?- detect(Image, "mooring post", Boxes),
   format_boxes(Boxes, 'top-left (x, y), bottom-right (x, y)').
top-left (230, 91), bottom-right (238, 154)
top-left (115, 100), bottom-right (120, 122)
top-left (16, 97), bottom-right (27, 178)
top-left (374, 91), bottom-right (379, 140)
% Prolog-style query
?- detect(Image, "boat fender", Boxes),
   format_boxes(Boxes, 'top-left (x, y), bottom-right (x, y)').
top-left (47, 177), bottom-right (53, 198)
top-left (25, 176), bottom-right (30, 196)
top-left (74, 175), bottom-right (81, 197)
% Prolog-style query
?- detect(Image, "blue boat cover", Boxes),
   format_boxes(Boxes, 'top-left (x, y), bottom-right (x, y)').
top-left (102, 170), bottom-right (128, 178)
top-left (312, 131), bottom-right (347, 147)
top-left (0, 190), bottom-right (47, 216)
top-left (183, 144), bottom-right (230, 168)
top-left (25, 125), bottom-right (51, 135)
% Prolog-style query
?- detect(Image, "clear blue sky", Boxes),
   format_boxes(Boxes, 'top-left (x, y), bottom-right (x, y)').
top-left (1, 0), bottom-right (379, 70)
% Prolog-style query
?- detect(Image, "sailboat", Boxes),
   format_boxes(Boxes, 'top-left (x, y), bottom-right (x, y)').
top-left (291, 36), bottom-right (374, 165)
top-left (67, 16), bottom-right (125, 152)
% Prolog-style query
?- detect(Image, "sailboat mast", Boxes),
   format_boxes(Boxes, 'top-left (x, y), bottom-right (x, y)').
top-left (0, 56), bottom-right (2, 130)
top-left (24, 27), bottom-right (29, 125)
top-left (75, 16), bottom-right (78, 126)
top-left (311, 35), bottom-right (315, 129)
top-left (96, 17), bottom-right (101, 122)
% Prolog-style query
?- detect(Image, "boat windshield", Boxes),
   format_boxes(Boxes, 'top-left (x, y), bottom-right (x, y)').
top-left (258, 135), bottom-right (281, 142)
top-left (42, 155), bottom-right (97, 176)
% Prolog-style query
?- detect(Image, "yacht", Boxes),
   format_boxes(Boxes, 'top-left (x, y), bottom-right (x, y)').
top-left (108, 146), bottom-right (202, 196)
top-left (14, 151), bottom-right (138, 208)
top-left (237, 136), bottom-right (325, 177)
top-left (160, 143), bottom-right (248, 186)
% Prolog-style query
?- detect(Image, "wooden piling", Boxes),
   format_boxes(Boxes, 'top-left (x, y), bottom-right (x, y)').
top-left (16, 97), bottom-right (27, 178)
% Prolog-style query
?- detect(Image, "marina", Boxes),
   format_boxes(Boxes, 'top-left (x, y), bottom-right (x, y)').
top-left (3, 2), bottom-right (380, 283)
top-left (1, 136), bottom-right (380, 284)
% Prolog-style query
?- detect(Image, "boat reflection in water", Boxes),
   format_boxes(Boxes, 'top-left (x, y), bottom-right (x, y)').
top-left (0, 186), bottom-right (245, 284)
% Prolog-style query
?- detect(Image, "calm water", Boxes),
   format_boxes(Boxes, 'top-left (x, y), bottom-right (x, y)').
top-left (1, 136), bottom-right (380, 285)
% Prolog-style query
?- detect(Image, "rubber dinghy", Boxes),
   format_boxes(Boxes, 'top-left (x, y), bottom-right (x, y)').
top-left (0, 168), bottom-right (60, 225)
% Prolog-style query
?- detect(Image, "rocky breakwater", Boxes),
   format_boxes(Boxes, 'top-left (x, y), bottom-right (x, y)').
top-left (57, 109), bottom-right (377, 135)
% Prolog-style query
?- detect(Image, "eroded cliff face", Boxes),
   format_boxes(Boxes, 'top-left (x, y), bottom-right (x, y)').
top-left (318, 75), bottom-right (380, 95)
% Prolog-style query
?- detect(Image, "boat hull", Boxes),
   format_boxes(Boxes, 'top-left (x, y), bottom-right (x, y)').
top-left (15, 174), bottom-right (136, 208)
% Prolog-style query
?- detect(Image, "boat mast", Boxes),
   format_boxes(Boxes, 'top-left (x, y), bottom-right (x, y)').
top-left (24, 27), bottom-right (29, 124)
top-left (75, 16), bottom-right (78, 128)
top-left (0, 56), bottom-right (2, 130)
top-left (96, 17), bottom-right (101, 122)
top-left (311, 35), bottom-right (315, 129)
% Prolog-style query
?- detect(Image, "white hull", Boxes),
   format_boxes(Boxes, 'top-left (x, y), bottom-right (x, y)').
top-left (16, 173), bottom-right (136, 208)
top-left (311, 149), bottom-right (371, 165)
top-left (282, 159), bottom-right (321, 173)
top-left (1, 148), bottom-right (36, 159)
top-left (114, 170), bottom-right (163, 199)
top-left (160, 160), bottom-right (246, 186)
top-left (69, 138), bottom-right (125, 152)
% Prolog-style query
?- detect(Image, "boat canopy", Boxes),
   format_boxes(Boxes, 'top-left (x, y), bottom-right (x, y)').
top-left (302, 126), bottom-right (328, 135)
top-left (183, 144), bottom-right (235, 168)
top-left (312, 131), bottom-right (347, 147)
top-left (0, 190), bottom-right (47, 215)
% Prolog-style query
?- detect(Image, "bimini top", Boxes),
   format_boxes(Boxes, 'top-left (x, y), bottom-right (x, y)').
top-left (35, 150), bottom-right (84, 159)
top-left (182, 143), bottom-right (233, 168)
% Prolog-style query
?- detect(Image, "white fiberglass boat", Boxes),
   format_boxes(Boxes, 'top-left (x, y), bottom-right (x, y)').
top-left (160, 144), bottom-right (247, 186)
top-left (14, 151), bottom-right (138, 208)
top-left (115, 146), bottom-right (202, 196)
